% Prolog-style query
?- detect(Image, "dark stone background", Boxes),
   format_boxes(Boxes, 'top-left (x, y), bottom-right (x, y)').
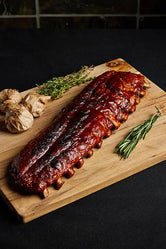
top-left (0, 28), bottom-right (166, 249)
top-left (0, 0), bottom-right (166, 29)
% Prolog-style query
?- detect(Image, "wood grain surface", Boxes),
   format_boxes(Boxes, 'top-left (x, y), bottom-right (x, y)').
top-left (0, 58), bottom-right (166, 223)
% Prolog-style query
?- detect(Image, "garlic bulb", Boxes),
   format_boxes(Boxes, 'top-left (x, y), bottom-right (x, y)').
top-left (0, 89), bottom-right (22, 112)
top-left (5, 104), bottom-right (34, 133)
top-left (0, 89), bottom-right (51, 133)
top-left (23, 92), bottom-right (51, 118)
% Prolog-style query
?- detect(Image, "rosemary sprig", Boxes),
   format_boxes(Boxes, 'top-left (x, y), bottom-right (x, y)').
top-left (36, 65), bottom-right (95, 99)
top-left (114, 106), bottom-right (162, 159)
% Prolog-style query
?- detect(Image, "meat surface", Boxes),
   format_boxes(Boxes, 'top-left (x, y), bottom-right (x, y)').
top-left (8, 70), bottom-right (146, 197)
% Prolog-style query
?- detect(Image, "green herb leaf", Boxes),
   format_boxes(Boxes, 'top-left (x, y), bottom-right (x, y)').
top-left (36, 65), bottom-right (95, 99)
top-left (114, 106), bottom-right (162, 159)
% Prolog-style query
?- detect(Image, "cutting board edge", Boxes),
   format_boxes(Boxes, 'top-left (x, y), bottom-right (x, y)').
top-left (0, 58), bottom-right (166, 223)
top-left (0, 187), bottom-right (23, 222)
top-left (18, 152), bottom-right (166, 223)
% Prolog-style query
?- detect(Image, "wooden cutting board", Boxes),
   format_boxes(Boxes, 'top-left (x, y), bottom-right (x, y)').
top-left (0, 58), bottom-right (166, 223)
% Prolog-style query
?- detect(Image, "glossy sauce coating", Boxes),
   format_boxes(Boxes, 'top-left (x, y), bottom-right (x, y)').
top-left (9, 71), bottom-right (146, 197)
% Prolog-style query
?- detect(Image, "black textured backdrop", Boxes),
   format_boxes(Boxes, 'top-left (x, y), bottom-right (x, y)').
top-left (0, 0), bottom-right (166, 29)
top-left (0, 29), bottom-right (166, 249)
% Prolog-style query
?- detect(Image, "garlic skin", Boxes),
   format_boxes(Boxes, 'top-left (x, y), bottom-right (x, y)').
top-left (0, 89), bottom-right (22, 112)
top-left (5, 104), bottom-right (34, 133)
top-left (23, 93), bottom-right (51, 118)
top-left (0, 89), bottom-right (51, 133)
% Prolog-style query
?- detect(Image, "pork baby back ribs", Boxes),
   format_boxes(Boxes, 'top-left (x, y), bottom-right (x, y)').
top-left (8, 70), bottom-right (146, 197)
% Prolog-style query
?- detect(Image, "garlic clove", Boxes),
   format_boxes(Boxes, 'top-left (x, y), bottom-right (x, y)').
top-left (23, 92), bottom-right (51, 118)
top-left (0, 89), bottom-right (22, 113)
top-left (5, 104), bottom-right (34, 133)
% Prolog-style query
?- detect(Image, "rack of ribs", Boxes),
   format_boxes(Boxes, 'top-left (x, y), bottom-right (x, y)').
top-left (8, 70), bottom-right (147, 198)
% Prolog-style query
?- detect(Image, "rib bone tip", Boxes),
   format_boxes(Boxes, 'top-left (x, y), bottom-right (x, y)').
top-left (54, 178), bottom-right (64, 190)
top-left (42, 188), bottom-right (49, 198)
top-left (65, 168), bottom-right (75, 178)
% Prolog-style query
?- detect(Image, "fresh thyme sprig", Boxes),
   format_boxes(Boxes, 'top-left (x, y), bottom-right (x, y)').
top-left (36, 65), bottom-right (95, 99)
top-left (114, 106), bottom-right (162, 159)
